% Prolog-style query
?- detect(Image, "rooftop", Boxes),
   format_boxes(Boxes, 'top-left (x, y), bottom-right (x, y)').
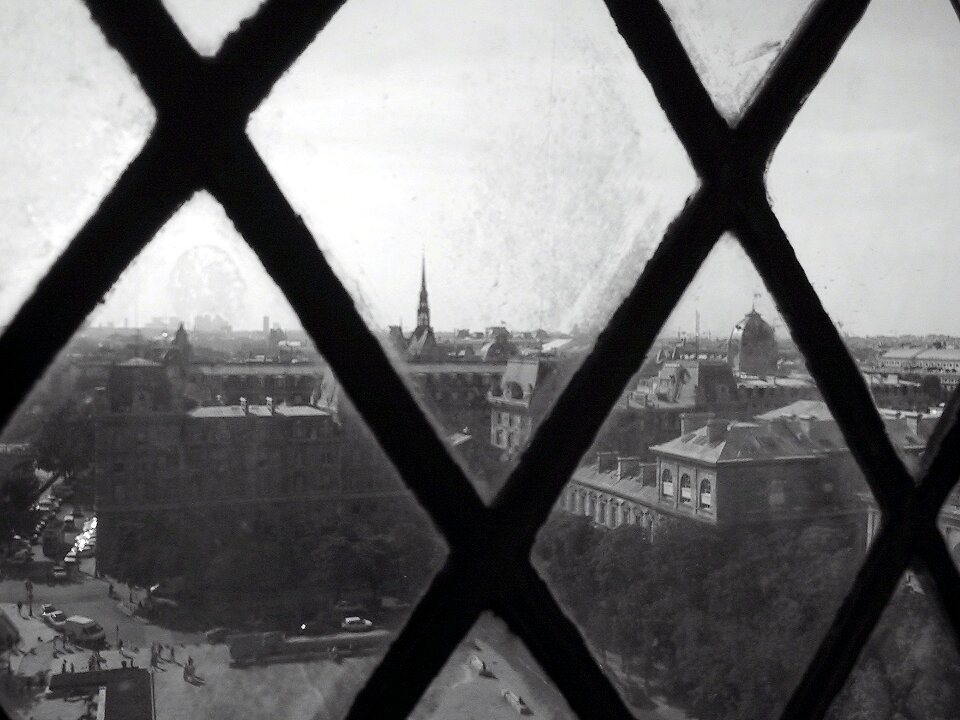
top-left (187, 405), bottom-right (329, 419)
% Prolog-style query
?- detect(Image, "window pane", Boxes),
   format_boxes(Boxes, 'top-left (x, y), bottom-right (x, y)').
top-left (161, 0), bottom-right (267, 56)
top-left (0, 193), bottom-right (446, 720)
top-left (534, 236), bottom-right (882, 719)
top-left (659, 0), bottom-right (815, 123)
top-left (825, 573), bottom-right (960, 720)
top-left (0, 0), bottom-right (155, 328)
top-left (249, 0), bottom-right (698, 501)
top-left (408, 612), bottom-right (578, 719)
top-left (768, 0), bottom-right (960, 465)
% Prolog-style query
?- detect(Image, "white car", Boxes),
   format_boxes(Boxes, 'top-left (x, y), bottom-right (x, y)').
top-left (502, 690), bottom-right (532, 715)
top-left (341, 616), bottom-right (374, 632)
top-left (44, 610), bottom-right (67, 630)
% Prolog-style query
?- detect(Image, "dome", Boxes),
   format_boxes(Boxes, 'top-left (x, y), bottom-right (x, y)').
top-left (729, 309), bottom-right (778, 377)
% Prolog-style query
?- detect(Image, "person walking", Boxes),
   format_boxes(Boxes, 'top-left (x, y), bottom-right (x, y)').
top-left (60, 660), bottom-right (66, 674)
top-left (16, 601), bottom-right (22, 616)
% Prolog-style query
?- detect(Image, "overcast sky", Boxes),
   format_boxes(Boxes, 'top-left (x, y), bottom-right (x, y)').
top-left (2, 0), bottom-right (958, 338)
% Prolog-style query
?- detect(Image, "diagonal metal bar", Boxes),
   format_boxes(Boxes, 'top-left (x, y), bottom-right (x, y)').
top-left (207, 136), bottom-right (487, 546)
top-left (85, 0), bottom-right (205, 112)
top-left (603, 0), bottom-right (731, 175)
top-left (215, 0), bottom-right (350, 115)
top-left (341, 553), bottom-right (487, 720)
top-left (916, 524), bottom-right (960, 657)
top-left (735, 192), bottom-right (915, 512)
top-left (777, 512), bottom-right (912, 720)
top-left (737, 0), bottom-right (873, 159)
top-left (918, 385), bottom-right (960, 518)
top-left (495, 187), bottom-right (728, 549)
top-left (494, 563), bottom-right (639, 720)
top-left (0, 133), bottom-right (194, 434)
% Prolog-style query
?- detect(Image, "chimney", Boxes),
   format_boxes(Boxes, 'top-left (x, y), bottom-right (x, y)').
top-left (707, 419), bottom-right (729, 443)
top-left (597, 451), bottom-right (618, 474)
top-left (239, 396), bottom-right (248, 415)
top-left (617, 456), bottom-right (641, 482)
top-left (680, 411), bottom-right (714, 435)
top-left (266, 396), bottom-right (274, 415)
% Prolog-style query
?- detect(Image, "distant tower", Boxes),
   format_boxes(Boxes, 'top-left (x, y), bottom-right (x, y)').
top-left (416, 253), bottom-right (430, 332)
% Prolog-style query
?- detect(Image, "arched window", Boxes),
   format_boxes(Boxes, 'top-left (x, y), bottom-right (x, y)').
top-left (679, 474), bottom-right (692, 504)
top-left (661, 469), bottom-right (674, 497)
top-left (700, 479), bottom-right (713, 509)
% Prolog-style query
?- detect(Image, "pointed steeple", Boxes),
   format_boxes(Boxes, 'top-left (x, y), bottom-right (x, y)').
top-left (416, 251), bottom-right (430, 331)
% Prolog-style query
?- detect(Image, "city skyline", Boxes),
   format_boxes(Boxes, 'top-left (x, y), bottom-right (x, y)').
top-left (3, 0), bottom-right (960, 339)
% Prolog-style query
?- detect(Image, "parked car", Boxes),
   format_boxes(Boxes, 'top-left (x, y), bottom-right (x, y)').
top-left (341, 617), bottom-right (374, 632)
top-left (44, 610), bottom-right (67, 631)
top-left (75, 544), bottom-right (95, 558)
top-left (40, 603), bottom-right (57, 616)
top-left (470, 655), bottom-right (493, 677)
top-left (63, 616), bottom-right (105, 644)
top-left (502, 690), bottom-right (532, 715)
top-left (62, 515), bottom-right (75, 530)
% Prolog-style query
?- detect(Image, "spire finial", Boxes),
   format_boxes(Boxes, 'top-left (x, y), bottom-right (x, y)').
top-left (416, 250), bottom-right (430, 331)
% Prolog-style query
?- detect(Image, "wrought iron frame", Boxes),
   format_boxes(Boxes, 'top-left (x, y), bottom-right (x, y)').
top-left (2, 1), bottom-right (960, 719)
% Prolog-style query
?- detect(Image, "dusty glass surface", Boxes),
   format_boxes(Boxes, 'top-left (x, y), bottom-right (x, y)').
top-left (249, 0), bottom-right (697, 501)
top-left (407, 612), bottom-right (578, 720)
top-left (768, 0), bottom-right (960, 461)
top-left (0, 194), bottom-right (446, 720)
top-left (659, 0), bottom-right (814, 122)
top-left (825, 574), bottom-right (960, 720)
top-left (161, 0), bottom-right (267, 56)
top-left (533, 236), bottom-right (882, 719)
top-left (0, 0), bottom-right (155, 329)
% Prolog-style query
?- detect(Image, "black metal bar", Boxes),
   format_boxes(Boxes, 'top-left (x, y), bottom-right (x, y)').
top-left (0, 134), bottom-right (193, 434)
top-left (918, 385), bottom-right (960, 518)
top-left (209, 137), bottom-right (487, 546)
top-left (495, 187), bottom-right (728, 551)
top-left (494, 564), bottom-right (638, 720)
top-left (340, 553), bottom-right (486, 720)
top-left (916, 525), bottom-right (960, 658)
top-left (737, 0), bottom-right (873, 162)
top-left (215, 0), bottom-right (349, 115)
top-left (776, 514), bottom-right (912, 720)
top-left (602, 0), bottom-right (730, 175)
top-left (735, 192), bottom-right (915, 512)
top-left (84, 0), bottom-right (203, 112)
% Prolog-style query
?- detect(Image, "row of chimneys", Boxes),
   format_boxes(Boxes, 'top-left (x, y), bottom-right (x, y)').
top-left (596, 452), bottom-right (656, 486)
top-left (680, 412), bottom-right (730, 442)
top-left (238, 396), bottom-right (274, 415)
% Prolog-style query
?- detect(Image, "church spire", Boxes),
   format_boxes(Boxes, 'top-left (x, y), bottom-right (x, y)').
top-left (416, 251), bottom-right (430, 331)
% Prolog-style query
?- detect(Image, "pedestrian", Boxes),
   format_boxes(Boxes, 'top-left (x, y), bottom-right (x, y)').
top-left (16, 601), bottom-right (22, 616)
top-left (60, 660), bottom-right (66, 674)
top-left (121, 661), bottom-right (127, 669)
top-left (70, 663), bottom-right (74, 673)
top-left (117, 638), bottom-right (123, 653)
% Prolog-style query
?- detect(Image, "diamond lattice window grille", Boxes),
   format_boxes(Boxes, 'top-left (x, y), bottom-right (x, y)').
top-left (2, 2), bottom-right (960, 720)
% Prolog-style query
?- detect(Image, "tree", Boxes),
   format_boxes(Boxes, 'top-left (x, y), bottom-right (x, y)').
top-left (35, 397), bottom-right (95, 478)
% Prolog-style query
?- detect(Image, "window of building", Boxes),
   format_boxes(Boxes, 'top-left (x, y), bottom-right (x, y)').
top-left (700, 479), bottom-right (713, 509)
top-left (661, 469), bottom-right (674, 498)
top-left (679, 474), bottom-right (692, 504)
